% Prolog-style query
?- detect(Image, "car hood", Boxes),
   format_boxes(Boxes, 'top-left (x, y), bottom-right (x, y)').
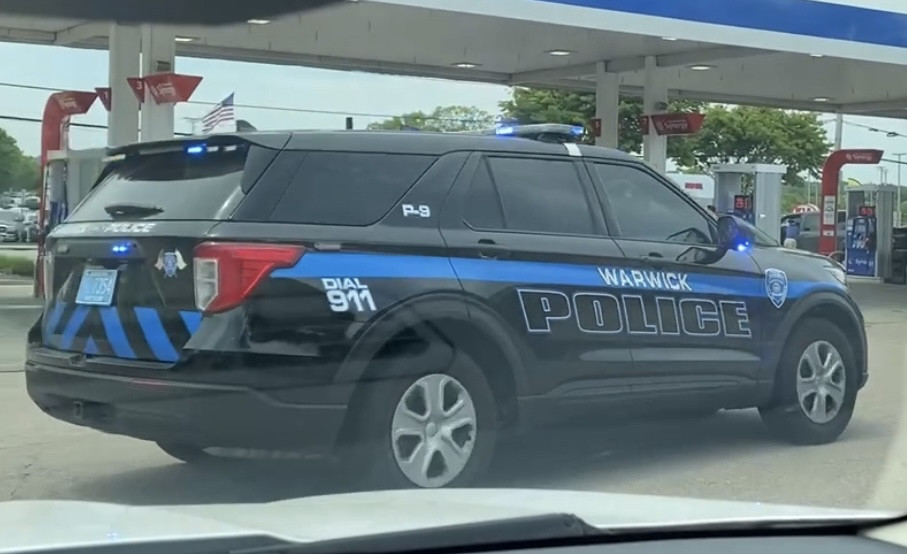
top-left (766, 246), bottom-right (835, 262)
top-left (0, 489), bottom-right (893, 553)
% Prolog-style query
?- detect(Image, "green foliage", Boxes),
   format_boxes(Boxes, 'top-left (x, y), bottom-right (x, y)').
top-left (0, 127), bottom-right (39, 192)
top-left (368, 105), bottom-right (494, 132)
top-left (498, 88), bottom-right (830, 186)
top-left (0, 255), bottom-right (34, 277)
top-left (498, 88), bottom-right (703, 159)
top-left (687, 106), bottom-right (830, 187)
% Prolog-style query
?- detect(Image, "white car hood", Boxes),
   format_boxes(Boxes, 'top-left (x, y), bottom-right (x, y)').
top-left (0, 488), bottom-right (894, 553)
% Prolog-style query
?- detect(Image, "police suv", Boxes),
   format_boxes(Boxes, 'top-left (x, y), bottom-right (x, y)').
top-left (26, 125), bottom-right (867, 489)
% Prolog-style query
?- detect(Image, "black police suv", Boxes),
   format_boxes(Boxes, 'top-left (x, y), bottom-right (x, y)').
top-left (26, 125), bottom-right (867, 489)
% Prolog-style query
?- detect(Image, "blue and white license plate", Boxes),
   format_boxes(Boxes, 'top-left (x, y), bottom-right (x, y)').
top-left (75, 268), bottom-right (118, 306)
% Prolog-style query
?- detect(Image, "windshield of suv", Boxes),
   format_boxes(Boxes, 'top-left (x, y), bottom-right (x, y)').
top-left (4, 2), bottom-right (907, 551)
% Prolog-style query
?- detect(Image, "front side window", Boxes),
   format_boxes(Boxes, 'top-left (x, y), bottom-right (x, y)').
top-left (592, 162), bottom-right (715, 244)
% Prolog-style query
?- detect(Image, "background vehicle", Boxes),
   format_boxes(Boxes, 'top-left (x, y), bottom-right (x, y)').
top-left (780, 211), bottom-right (847, 253)
top-left (0, 208), bottom-right (25, 242)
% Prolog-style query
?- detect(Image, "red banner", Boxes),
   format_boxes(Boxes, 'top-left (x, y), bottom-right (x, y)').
top-left (126, 77), bottom-right (146, 103)
top-left (51, 91), bottom-right (97, 116)
top-left (142, 73), bottom-right (203, 104)
top-left (842, 150), bottom-right (883, 164)
top-left (95, 87), bottom-right (112, 111)
top-left (641, 113), bottom-right (705, 136)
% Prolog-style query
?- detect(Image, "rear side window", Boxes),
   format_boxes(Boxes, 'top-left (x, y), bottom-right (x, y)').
top-left (269, 152), bottom-right (436, 225)
top-left (463, 161), bottom-right (505, 230)
top-left (68, 147), bottom-right (248, 222)
top-left (481, 156), bottom-right (597, 236)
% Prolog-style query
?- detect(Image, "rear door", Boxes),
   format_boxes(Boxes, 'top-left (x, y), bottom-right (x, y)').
top-left (40, 140), bottom-right (270, 364)
top-left (440, 153), bottom-right (632, 401)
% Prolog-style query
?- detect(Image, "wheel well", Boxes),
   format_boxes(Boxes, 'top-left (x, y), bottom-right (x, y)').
top-left (338, 317), bottom-right (520, 447)
top-left (800, 302), bottom-right (865, 374)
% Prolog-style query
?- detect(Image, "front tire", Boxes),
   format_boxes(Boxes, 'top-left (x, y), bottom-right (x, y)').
top-left (759, 318), bottom-right (858, 445)
top-left (347, 343), bottom-right (497, 489)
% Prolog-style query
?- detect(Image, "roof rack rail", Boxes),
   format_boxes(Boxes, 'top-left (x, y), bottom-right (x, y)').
top-left (454, 123), bottom-right (586, 143)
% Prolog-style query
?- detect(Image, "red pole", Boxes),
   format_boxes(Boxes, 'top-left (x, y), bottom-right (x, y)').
top-left (35, 91), bottom-right (98, 297)
top-left (818, 149), bottom-right (884, 255)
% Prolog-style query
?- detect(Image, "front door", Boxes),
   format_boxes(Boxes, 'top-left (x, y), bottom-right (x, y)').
top-left (584, 160), bottom-right (766, 398)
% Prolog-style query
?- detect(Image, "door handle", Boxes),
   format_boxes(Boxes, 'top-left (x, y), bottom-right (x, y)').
top-left (640, 252), bottom-right (666, 268)
top-left (477, 238), bottom-right (510, 260)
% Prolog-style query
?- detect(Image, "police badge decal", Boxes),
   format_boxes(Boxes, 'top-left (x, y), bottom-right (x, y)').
top-left (154, 249), bottom-right (187, 278)
top-left (764, 268), bottom-right (789, 309)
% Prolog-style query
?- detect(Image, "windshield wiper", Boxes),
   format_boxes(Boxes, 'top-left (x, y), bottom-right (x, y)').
top-left (104, 202), bottom-right (165, 218)
top-left (234, 513), bottom-right (600, 554)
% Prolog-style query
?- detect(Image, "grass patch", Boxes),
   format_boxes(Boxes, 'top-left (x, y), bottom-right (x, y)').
top-left (0, 255), bottom-right (34, 277)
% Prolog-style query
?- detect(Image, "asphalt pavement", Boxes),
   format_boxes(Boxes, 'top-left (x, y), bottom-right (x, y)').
top-left (2, 278), bottom-right (907, 512)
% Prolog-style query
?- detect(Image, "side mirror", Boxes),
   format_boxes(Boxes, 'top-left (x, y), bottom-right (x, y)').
top-left (717, 215), bottom-right (754, 253)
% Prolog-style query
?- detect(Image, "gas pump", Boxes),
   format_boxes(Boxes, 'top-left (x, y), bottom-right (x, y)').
top-left (711, 163), bottom-right (786, 243)
top-left (844, 184), bottom-right (896, 281)
top-left (845, 205), bottom-right (877, 277)
top-left (732, 194), bottom-right (754, 224)
top-left (35, 148), bottom-right (108, 298)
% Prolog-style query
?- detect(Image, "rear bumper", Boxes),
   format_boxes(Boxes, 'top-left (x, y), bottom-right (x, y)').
top-left (25, 358), bottom-right (349, 453)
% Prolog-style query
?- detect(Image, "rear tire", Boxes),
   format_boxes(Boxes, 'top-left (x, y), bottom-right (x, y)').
top-left (345, 342), bottom-right (497, 489)
top-left (156, 441), bottom-right (212, 463)
top-left (759, 318), bottom-right (858, 445)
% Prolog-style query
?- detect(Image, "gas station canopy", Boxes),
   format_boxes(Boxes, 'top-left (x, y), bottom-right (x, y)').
top-left (3, 0), bottom-right (907, 117)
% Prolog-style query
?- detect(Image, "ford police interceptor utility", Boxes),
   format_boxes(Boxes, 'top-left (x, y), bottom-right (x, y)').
top-left (25, 125), bottom-right (867, 489)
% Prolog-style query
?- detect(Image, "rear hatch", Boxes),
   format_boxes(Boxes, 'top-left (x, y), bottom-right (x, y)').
top-left (41, 139), bottom-right (261, 364)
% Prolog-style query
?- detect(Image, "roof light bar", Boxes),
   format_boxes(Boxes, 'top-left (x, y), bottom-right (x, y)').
top-left (467, 123), bottom-right (586, 143)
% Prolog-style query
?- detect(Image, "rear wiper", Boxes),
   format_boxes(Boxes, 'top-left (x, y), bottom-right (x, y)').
top-left (234, 513), bottom-right (601, 554)
top-left (104, 202), bottom-right (164, 218)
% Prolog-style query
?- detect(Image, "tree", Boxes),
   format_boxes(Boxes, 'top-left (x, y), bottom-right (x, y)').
top-left (498, 88), bottom-right (830, 185)
top-left (0, 127), bottom-right (38, 192)
top-left (368, 105), bottom-right (495, 132)
top-left (687, 106), bottom-right (830, 187)
top-left (498, 88), bottom-right (704, 158)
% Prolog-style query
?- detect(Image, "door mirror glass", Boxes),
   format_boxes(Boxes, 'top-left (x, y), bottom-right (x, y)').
top-left (717, 215), bottom-right (754, 253)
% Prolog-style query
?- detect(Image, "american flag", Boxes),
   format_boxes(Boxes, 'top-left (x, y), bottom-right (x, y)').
top-left (201, 93), bottom-right (235, 134)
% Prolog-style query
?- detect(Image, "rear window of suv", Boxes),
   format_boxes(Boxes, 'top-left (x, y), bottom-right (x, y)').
top-left (67, 146), bottom-right (248, 222)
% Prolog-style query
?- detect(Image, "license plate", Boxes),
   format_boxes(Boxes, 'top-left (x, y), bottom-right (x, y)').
top-left (75, 269), bottom-right (118, 306)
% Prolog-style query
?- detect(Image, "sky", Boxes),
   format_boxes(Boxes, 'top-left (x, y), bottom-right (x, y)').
top-left (2, 41), bottom-right (907, 191)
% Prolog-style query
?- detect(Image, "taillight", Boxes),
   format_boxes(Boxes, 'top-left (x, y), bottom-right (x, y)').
top-left (192, 242), bottom-right (305, 314)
